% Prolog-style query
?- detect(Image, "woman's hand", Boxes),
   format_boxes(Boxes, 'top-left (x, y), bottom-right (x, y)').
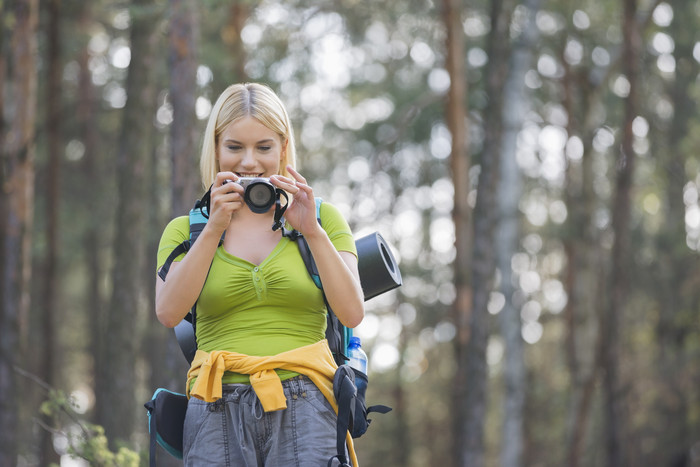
top-left (272, 165), bottom-right (364, 327)
top-left (270, 166), bottom-right (322, 237)
top-left (208, 172), bottom-right (245, 232)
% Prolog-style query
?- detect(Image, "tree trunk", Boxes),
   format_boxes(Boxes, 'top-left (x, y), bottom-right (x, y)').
top-left (603, 0), bottom-right (640, 464)
top-left (496, 0), bottom-right (539, 464)
top-left (461, 0), bottom-right (512, 465)
top-left (75, 1), bottom-right (104, 425)
top-left (560, 32), bottom-right (604, 467)
top-left (0, 0), bottom-right (39, 464)
top-left (441, 0), bottom-right (471, 463)
top-left (652, 0), bottom-right (699, 461)
top-left (98, 0), bottom-right (157, 445)
top-left (168, 0), bottom-right (200, 214)
top-left (39, 0), bottom-right (62, 463)
top-left (143, 0), bottom-right (200, 399)
top-left (225, 1), bottom-right (250, 83)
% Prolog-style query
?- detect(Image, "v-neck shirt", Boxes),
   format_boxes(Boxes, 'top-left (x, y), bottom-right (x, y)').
top-left (156, 201), bottom-right (357, 384)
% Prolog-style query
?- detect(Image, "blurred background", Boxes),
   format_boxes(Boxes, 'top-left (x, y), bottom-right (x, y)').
top-left (1, 0), bottom-right (700, 466)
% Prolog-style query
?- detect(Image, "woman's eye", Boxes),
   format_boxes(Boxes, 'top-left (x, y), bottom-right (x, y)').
top-left (227, 145), bottom-right (242, 151)
top-left (258, 146), bottom-right (272, 152)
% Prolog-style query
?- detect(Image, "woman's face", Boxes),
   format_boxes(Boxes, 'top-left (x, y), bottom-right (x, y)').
top-left (217, 116), bottom-right (285, 178)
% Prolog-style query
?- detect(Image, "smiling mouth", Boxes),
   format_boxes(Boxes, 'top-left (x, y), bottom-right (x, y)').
top-left (236, 173), bottom-right (264, 178)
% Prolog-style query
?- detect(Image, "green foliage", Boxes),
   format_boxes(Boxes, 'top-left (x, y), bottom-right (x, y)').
top-left (39, 389), bottom-right (141, 467)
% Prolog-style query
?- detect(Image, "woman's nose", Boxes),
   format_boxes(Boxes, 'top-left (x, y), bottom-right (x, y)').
top-left (240, 149), bottom-right (256, 167)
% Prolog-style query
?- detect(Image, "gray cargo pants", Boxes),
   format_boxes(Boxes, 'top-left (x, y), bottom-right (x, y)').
top-left (183, 375), bottom-right (347, 466)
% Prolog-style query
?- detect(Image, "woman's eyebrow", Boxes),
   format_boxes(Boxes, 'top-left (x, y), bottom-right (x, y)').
top-left (222, 138), bottom-right (275, 144)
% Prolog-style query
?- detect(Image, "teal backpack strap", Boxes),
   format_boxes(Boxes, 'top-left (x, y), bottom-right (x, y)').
top-left (297, 197), bottom-right (351, 365)
top-left (315, 196), bottom-right (322, 221)
top-left (162, 198), bottom-right (225, 364)
top-left (313, 198), bottom-right (353, 357)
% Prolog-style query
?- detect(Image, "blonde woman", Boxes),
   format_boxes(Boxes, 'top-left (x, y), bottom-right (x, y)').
top-left (155, 83), bottom-right (363, 466)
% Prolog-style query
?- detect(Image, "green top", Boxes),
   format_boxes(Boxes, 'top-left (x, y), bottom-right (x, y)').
top-left (156, 201), bottom-right (357, 384)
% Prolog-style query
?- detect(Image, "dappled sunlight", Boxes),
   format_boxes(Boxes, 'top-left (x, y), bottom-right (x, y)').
top-left (685, 182), bottom-right (700, 250)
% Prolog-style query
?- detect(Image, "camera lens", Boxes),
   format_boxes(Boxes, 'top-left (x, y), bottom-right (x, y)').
top-left (244, 181), bottom-right (276, 213)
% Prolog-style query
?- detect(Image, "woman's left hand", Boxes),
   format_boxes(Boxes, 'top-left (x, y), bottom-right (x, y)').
top-left (270, 165), bottom-right (322, 237)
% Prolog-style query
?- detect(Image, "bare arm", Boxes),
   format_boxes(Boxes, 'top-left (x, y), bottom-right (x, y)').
top-left (304, 229), bottom-right (364, 328)
top-left (271, 166), bottom-right (364, 328)
top-left (155, 172), bottom-right (245, 327)
top-left (155, 224), bottom-right (223, 327)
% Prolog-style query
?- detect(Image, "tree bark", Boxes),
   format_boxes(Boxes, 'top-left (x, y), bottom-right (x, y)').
top-left (496, 0), bottom-right (540, 465)
top-left (461, 0), bottom-right (512, 465)
top-left (560, 31), bottom-right (604, 467)
top-left (39, 0), bottom-right (63, 463)
top-left (441, 0), bottom-right (471, 463)
top-left (603, 0), bottom-right (640, 464)
top-left (651, 0), bottom-right (699, 462)
top-left (75, 1), bottom-right (103, 425)
top-left (225, 1), bottom-right (250, 84)
top-left (0, 0), bottom-right (39, 464)
top-left (98, 0), bottom-right (158, 445)
top-left (168, 0), bottom-right (200, 214)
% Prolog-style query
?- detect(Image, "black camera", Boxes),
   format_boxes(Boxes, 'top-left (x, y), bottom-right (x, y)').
top-left (225, 177), bottom-right (277, 213)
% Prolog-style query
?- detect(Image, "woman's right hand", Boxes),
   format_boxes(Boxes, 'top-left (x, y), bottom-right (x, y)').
top-left (207, 172), bottom-right (245, 233)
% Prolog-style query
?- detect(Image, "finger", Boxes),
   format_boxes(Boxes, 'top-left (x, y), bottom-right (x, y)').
top-left (215, 172), bottom-right (238, 187)
top-left (270, 175), bottom-right (300, 193)
top-left (286, 165), bottom-right (307, 184)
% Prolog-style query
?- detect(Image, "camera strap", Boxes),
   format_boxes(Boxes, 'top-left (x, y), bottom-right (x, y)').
top-left (271, 189), bottom-right (289, 231)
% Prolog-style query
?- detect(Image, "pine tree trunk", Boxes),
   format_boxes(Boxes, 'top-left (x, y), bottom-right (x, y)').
top-left (560, 29), bottom-right (604, 467)
top-left (168, 0), bottom-right (199, 214)
top-left (652, 0), bottom-right (698, 461)
top-left (0, 1), bottom-right (39, 464)
top-left (441, 0), bottom-right (471, 462)
top-left (98, 0), bottom-right (157, 445)
top-left (496, 0), bottom-right (540, 464)
top-left (461, 0), bottom-right (511, 464)
top-left (603, 0), bottom-right (640, 464)
top-left (74, 1), bottom-right (103, 425)
top-left (39, 0), bottom-right (62, 463)
top-left (225, 1), bottom-right (250, 83)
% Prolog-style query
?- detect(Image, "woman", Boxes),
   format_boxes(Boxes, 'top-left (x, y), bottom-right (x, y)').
top-left (155, 83), bottom-right (364, 465)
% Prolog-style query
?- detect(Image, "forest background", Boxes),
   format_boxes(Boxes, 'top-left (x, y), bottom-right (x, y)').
top-left (2, 0), bottom-right (700, 466)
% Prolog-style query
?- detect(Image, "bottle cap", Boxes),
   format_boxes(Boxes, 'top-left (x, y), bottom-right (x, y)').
top-left (349, 336), bottom-right (361, 346)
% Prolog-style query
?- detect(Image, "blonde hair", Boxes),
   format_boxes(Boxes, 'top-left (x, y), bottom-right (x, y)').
top-left (200, 83), bottom-right (297, 189)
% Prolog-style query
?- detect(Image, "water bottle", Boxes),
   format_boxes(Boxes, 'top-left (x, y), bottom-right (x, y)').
top-left (347, 337), bottom-right (367, 373)
top-left (347, 337), bottom-right (368, 394)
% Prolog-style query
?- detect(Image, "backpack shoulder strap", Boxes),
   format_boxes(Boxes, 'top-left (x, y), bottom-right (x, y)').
top-left (157, 200), bottom-right (214, 281)
top-left (297, 197), bottom-right (324, 287)
top-left (296, 198), bottom-right (351, 366)
top-left (159, 199), bottom-right (224, 364)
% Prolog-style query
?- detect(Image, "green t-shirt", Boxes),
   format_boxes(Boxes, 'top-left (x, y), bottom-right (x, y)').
top-left (156, 202), bottom-right (357, 384)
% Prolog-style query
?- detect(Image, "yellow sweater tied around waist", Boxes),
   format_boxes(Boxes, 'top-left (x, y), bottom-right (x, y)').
top-left (186, 339), bottom-right (358, 466)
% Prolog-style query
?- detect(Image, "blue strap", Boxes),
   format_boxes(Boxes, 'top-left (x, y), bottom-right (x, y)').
top-left (315, 196), bottom-right (323, 221)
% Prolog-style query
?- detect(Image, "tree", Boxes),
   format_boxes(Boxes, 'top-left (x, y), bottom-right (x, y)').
top-left (0, 0), bottom-right (39, 464)
top-left (168, 0), bottom-right (199, 215)
top-left (496, 0), bottom-right (540, 465)
top-left (38, 0), bottom-right (63, 463)
top-left (460, 0), bottom-right (513, 464)
top-left (649, 0), bottom-right (700, 462)
top-left (98, 0), bottom-right (158, 445)
top-left (74, 1), bottom-right (104, 429)
top-left (603, 0), bottom-right (641, 464)
top-left (442, 0), bottom-right (471, 462)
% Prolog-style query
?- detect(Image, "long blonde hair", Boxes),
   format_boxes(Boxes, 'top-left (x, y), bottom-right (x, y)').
top-left (199, 83), bottom-right (297, 189)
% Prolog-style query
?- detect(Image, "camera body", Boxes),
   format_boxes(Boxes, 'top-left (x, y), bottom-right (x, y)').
top-left (225, 177), bottom-right (277, 213)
